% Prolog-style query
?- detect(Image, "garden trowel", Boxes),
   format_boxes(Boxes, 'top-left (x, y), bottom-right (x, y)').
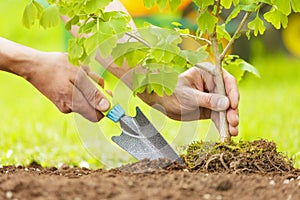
top-left (92, 78), bottom-right (183, 164)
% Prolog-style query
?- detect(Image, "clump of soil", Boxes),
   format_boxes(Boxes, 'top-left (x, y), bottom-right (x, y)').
top-left (182, 139), bottom-right (297, 174)
top-left (114, 158), bottom-right (185, 173)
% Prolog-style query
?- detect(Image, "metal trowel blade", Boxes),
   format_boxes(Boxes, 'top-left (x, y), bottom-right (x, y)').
top-left (111, 107), bottom-right (183, 164)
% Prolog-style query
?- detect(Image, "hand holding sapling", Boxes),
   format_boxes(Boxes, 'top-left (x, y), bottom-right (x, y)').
top-left (138, 63), bottom-right (239, 136)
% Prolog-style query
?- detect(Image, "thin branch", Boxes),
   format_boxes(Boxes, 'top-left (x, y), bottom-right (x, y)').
top-left (194, 63), bottom-right (217, 75)
top-left (215, 0), bottom-right (221, 17)
top-left (220, 12), bottom-right (251, 60)
top-left (180, 34), bottom-right (212, 45)
top-left (125, 32), bottom-right (151, 48)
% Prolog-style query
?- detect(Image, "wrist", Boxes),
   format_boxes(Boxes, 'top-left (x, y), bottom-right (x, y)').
top-left (0, 37), bottom-right (41, 80)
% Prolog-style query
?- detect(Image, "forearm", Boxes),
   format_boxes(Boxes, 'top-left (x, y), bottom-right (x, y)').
top-left (0, 37), bottom-right (39, 80)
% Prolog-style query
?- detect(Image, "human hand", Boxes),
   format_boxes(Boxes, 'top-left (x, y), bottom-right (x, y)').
top-left (138, 62), bottom-right (239, 136)
top-left (26, 52), bottom-right (111, 122)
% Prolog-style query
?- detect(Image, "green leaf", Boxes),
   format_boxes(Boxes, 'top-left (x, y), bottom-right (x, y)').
top-left (65, 15), bottom-right (79, 31)
top-left (223, 61), bottom-right (244, 83)
top-left (197, 10), bottom-right (218, 34)
top-left (180, 48), bottom-right (209, 66)
top-left (22, 1), bottom-right (38, 29)
top-left (111, 42), bottom-right (147, 67)
top-left (68, 39), bottom-right (84, 65)
top-left (133, 67), bottom-right (179, 96)
top-left (273, 0), bottom-right (291, 15)
top-left (169, 0), bottom-right (181, 10)
top-left (98, 34), bottom-right (118, 58)
top-left (147, 70), bottom-right (179, 96)
top-left (84, 33), bottom-right (99, 55)
top-left (291, 0), bottom-right (300, 12)
top-left (260, 0), bottom-right (272, 4)
top-left (39, 5), bottom-right (60, 28)
top-left (133, 71), bottom-right (148, 95)
top-left (126, 50), bottom-right (147, 67)
top-left (216, 24), bottom-right (231, 41)
top-left (239, 3), bottom-right (257, 12)
top-left (239, 59), bottom-right (260, 78)
top-left (79, 20), bottom-right (96, 34)
top-left (221, 0), bottom-right (233, 9)
top-left (172, 55), bottom-right (187, 72)
top-left (193, 0), bottom-right (214, 8)
top-left (246, 29), bottom-right (251, 39)
top-left (248, 15), bottom-right (266, 36)
top-left (156, 0), bottom-right (167, 10)
top-left (143, 0), bottom-right (156, 9)
top-left (85, 0), bottom-right (112, 13)
top-left (223, 55), bottom-right (260, 82)
top-left (151, 49), bottom-right (176, 63)
top-left (175, 28), bottom-right (190, 34)
top-left (226, 6), bottom-right (241, 23)
top-left (32, 1), bottom-right (44, 19)
top-left (172, 22), bottom-right (183, 27)
top-left (264, 7), bottom-right (288, 29)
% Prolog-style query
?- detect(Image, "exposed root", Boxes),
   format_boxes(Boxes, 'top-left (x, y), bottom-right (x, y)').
top-left (182, 139), bottom-right (297, 174)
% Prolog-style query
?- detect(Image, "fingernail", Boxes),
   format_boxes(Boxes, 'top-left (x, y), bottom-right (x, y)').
top-left (99, 98), bottom-right (110, 111)
top-left (217, 98), bottom-right (229, 110)
top-left (236, 115), bottom-right (239, 123)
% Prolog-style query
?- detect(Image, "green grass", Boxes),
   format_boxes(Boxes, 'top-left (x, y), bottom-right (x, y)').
top-left (237, 54), bottom-right (300, 168)
top-left (1, 0), bottom-right (299, 169)
top-left (1, 54), bottom-right (299, 169)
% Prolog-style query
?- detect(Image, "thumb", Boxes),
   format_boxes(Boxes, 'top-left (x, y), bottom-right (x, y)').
top-left (195, 91), bottom-right (229, 111)
top-left (98, 96), bottom-right (110, 112)
top-left (75, 68), bottom-right (111, 112)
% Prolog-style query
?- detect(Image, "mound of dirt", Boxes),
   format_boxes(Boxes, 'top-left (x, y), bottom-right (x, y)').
top-left (114, 158), bottom-right (185, 173)
top-left (182, 139), bottom-right (298, 175)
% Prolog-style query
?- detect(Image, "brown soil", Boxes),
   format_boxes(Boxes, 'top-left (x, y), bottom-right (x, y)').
top-left (0, 160), bottom-right (299, 200)
top-left (0, 139), bottom-right (299, 200)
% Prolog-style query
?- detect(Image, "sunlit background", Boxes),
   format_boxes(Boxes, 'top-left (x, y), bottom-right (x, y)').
top-left (0, 0), bottom-right (300, 169)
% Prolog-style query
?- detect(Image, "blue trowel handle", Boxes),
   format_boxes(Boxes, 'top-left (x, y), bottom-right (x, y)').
top-left (89, 77), bottom-right (125, 122)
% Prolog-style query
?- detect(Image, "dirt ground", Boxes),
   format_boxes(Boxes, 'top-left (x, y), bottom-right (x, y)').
top-left (0, 160), bottom-right (299, 200)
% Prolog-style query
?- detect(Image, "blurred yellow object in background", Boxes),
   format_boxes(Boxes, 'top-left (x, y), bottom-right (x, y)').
top-left (120, 0), bottom-right (191, 16)
top-left (282, 14), bottom-right (300, 58)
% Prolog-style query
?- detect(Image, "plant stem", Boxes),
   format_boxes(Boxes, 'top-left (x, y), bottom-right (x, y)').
top-left (209, 0), bottom-right (230, 143)
top-left (180, 34), bottom-right (212, 45)
top-left (125, 32), bottom-right (151, 48)
top-left (220, 12), bottom-right (251, 60)
top-left (210, 33), bottom-right (230, 143)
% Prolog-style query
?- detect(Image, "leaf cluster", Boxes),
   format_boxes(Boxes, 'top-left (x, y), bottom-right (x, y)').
top-left (22, 0), bottom-right (300, 96)
top-left (191, 0), bottom-right (299, 80)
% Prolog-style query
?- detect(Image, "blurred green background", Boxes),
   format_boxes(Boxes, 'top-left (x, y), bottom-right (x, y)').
top-left (0, 0), bottom-right (299, 169)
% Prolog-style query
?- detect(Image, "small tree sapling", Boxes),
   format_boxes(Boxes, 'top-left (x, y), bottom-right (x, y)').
top-left (22, 0), bottom-right (300, 142)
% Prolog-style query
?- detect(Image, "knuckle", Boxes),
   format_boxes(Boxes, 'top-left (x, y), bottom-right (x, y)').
top-left (202, 94), bottom-right (213, 108)
top-left (85, 88), bottom-right (98, 103)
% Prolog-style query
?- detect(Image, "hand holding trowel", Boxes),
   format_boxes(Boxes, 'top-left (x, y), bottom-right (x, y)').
top-left (89, 76), bottom-right (184, 164)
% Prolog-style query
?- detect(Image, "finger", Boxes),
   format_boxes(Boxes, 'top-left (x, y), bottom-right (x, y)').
top-left (195, 90), bottom-right (230, 111)
top-left (74, 68), bottom-right (110, 112)
top-left (72, 86), bottom-right (104, 122)
top-left (222, 69), bottom-right (239, 109)
top-left (229, 125), bottom-right (238, 136)
top-left (88, 71), bottom-right (104, 88)
top-left (226, 108), bottom-right (239, 127)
